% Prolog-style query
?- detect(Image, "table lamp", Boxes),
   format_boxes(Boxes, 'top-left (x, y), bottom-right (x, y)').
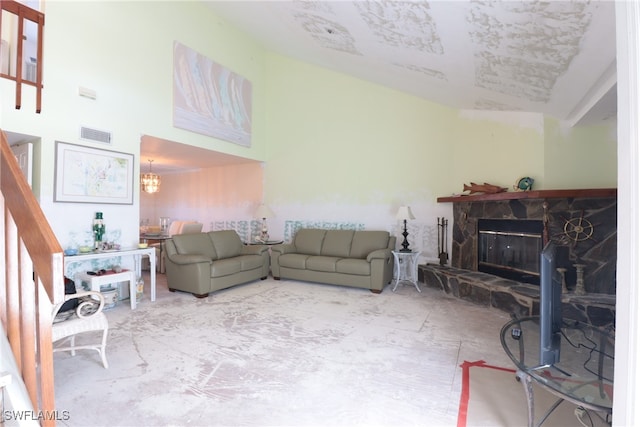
top-left (254, 204), bottom-right (275, 243)
top-left (396, 206), bottom-right (415, 252)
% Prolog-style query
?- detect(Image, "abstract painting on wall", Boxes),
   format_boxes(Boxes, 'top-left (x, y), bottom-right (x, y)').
top-left (173, 41), bottom-right (252, 147)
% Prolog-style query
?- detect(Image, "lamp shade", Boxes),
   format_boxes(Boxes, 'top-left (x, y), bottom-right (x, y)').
top-left (255, 204), bottom-right (275, 219)
top-left (396, 206), bottom-right (415, 221)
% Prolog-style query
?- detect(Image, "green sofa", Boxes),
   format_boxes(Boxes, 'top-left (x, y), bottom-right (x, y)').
top-left (270, 229), bottom-right (396, 293)
top-left (164, 230), bottom-right (269, 298)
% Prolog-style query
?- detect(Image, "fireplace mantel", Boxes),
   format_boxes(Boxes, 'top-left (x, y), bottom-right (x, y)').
top-left (437, 188), bottom-right (617, 203)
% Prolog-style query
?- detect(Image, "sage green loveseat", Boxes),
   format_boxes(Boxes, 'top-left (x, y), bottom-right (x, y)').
top-left (270, 229), bottom-right (396, 293)
top-left (164, 230), bottom-right (269, 298)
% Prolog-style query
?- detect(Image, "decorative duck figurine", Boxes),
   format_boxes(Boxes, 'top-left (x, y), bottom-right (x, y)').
top-left (515, 177), bottom-right (534, 191)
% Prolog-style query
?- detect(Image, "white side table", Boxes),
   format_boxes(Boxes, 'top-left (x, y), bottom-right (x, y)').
top-left (64, 247), bottom-right (156, 303)
top-left (74, 270), bottom-right (139, 309)
top-left (392, 251), bottom-right (421, 292)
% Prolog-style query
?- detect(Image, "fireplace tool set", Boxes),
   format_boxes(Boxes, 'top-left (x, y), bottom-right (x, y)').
top-left (437, 217), bottom-right (449, 266)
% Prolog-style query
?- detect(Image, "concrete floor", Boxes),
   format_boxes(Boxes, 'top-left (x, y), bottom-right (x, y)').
top-left (53, 273), bottom-right (514, 426)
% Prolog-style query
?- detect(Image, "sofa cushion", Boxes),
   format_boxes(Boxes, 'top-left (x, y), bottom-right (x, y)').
top-left (278, 253), bottom-right (309, 270)
top-left (336, 258), bottom-right (371, 276)
top-left (293, 229), bottom-right (326, 255)
top-left (321, 230), bottom-right (354, 257)
top-left (210, 258), bottom-right (242, 277)
top-left (209, 230), bottom-right (243, 259)
top-left (238, 254), bottom-right (265, 271)
top-left (349, 231), bottom-right (390, 259)
top-left (306, 256), bottom-right (340, 273)
top-left (172, 233), bottom-right (217, 259)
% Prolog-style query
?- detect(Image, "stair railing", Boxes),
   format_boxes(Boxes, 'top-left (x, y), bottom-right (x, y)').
top-left (1, 129), bottom-right (64, 426)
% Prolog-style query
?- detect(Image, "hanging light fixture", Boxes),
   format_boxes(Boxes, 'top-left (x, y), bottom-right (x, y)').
top-left (140, 159), bottom-right (161, 194)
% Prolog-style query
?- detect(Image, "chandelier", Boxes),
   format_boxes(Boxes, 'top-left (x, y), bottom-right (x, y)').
top-left (140, 159), bottom-right (161, 194)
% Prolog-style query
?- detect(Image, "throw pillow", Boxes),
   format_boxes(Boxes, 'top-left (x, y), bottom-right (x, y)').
top-left (58, 277), bottom-right (79, 313)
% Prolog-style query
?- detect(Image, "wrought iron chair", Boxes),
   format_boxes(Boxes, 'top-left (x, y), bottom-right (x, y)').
top-left (52, 290), bottom-right (109, 368)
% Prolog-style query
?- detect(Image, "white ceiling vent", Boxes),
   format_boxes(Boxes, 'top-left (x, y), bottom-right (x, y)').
top-left (80, 126), bottom-right (112, 144)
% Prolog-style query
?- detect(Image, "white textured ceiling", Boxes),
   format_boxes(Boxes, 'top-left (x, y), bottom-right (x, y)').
top-left (205, 0), bottom-right (616, 125)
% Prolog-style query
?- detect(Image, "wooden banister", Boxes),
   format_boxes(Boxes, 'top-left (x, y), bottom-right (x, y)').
top-left (1, 128), bottom-right (63, 426)
top-left (1, 137), bottom-right (62, 299)
top-left (0, 0), bottom-right (45, 113)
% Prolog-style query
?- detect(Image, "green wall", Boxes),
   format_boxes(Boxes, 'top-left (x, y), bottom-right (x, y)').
top-left (263, 53), bottom-right (614, 208)
top-left (543, 118), bottom-right (617, 189)
top-left (451, 112), bottom-right (545, 191)
top-left (263, 54), bottom-right (456, 206)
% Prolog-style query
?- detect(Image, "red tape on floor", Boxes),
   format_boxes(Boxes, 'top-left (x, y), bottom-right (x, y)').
top-left (457, 360), bottom-right (516, 427)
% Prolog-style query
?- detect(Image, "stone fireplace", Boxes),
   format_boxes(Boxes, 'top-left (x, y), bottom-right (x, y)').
top-left (420, 189), bottom-right (617, 326)
top-left (450, 189), bottom-right (617, 295)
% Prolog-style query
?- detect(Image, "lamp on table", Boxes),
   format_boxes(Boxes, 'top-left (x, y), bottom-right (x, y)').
top-left (396, 206), bottom-right (415, 252)
top-left (254, 204), bottom-right (275, 243)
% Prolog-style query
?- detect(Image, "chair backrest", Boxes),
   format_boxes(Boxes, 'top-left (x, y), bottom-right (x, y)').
top-left (167, 220), bottom-right (202, 236)
top-left (181, 222), bottom-right (203, 234)
top-left (167, 220), bottom-right (185, 236)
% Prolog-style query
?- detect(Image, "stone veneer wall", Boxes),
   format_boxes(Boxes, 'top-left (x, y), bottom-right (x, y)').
top-left (419, 264), bottom-right (616, 327)
top-left (421, 192), bottom-right (617, 327)
top-left (451, 196), bottom-right (617, 295)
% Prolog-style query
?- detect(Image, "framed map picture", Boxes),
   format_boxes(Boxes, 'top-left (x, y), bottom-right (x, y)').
top-left (54, 141), bottom-right (134, 204)
top-left (173, 41), bottom-right (252, 147)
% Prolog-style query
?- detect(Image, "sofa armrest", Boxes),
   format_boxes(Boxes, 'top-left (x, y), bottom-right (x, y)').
top-left (167, 254), bottom-right (212, 265)
top-left (270, 243), bottom-right (296, 278)
top-left (241, 245), bottom-right (269, 256)
top-left (367, 249), bottom-right (392, 262)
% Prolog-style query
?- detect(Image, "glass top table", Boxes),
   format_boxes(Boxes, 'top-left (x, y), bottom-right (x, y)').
top-left (500, 316), bottom-right (614, 427)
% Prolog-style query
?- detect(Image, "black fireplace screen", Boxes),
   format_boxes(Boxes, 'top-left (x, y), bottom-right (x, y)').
top-left (477, 219), bottom-right (543, 284)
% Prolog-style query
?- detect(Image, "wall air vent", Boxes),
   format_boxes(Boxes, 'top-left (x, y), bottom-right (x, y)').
top-left (80, 126), bottom-right (112, 144)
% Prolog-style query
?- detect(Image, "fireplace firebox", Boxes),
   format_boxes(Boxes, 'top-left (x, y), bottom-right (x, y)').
top-left (477, 219), bottom-right (543, 284)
